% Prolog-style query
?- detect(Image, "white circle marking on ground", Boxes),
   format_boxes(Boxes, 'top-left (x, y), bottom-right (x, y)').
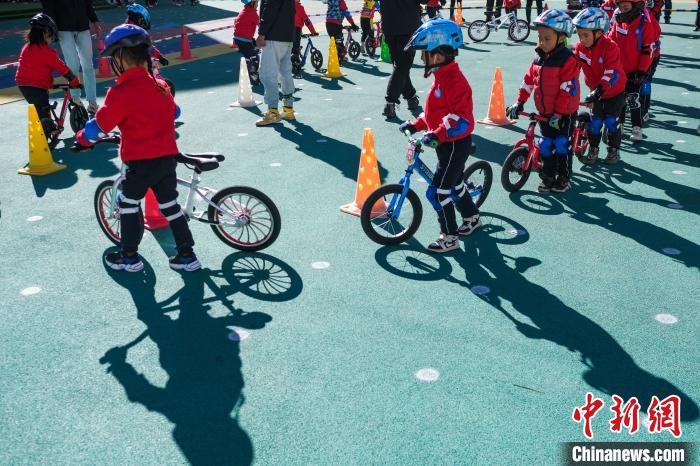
top-left (207, 91), bottom-right (215, 94)
top-left (667, 203), bottom-right (683, 210)
top-left (672, 170), bottom-right (687, 175)
top-left (415, 368), bottom-right (440, 382)
top-left (675, 140), bottom-right (685, 144)
top-left (471, 285), bottom-right (490, 295)
top-left (311, 261), bottom-right (330, 269)
top-left (228, 330), bottom-right (250, 341)
top-left (655, 314), bottom-right (678, 325)
top-left (509, 228), bottom-right (526, 236)
top-left (238, 133), bottom-right (248, 137)
top-left (270, 162), bottom-right (282, 167)
top-left (27, 216), bottom-right (43, 222)
top-left (20, 286), bottom-right (41, 296)
top-left (325, 98), bottom-right (333, 101)
top-left (316, 139), bottom-right (328, 143)
top-left (192, 78), bottom-right (199, 82)
top-left (364, 117), bottom-right (372, 121)
top-left (662, 248), bottom-right (681, 256)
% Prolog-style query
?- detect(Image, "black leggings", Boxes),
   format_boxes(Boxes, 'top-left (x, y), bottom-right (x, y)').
top-left (642, 55), bottom-right (660, 117)
top-left (589, 92), bottom-right (625, 149)
top-left (326, 22), bottom-right (345, 60)
top-left (620, 79), bottom-right (643, 128)
top-left (384, 34), bottom-right (417, 104)
top-left (360, 17), bottom-right (373, 44)
top-left (19, 85), bottom-right (54, 136)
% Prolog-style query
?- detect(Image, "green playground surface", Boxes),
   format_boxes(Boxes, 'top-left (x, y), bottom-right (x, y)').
top-left (1, 2), bottom-right (699, 464)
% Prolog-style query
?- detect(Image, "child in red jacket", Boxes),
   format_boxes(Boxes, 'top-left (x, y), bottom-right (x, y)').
top-left (641, 9), bottom-right (661, 121)
top-left (124, 4), bottom-right (169, 69)
top-left (400, 19), bottom-right (480, 253)
top-left (15, 14), bottom-right (80, 137)
top-left (608, 0), bottom-right (656, 141)
top-left (573, 7), bottom-right (627, 164)
top-left (292, 0), bottom-right (318, 74)
top-left (233, 0), bottom-right (261, 84)
top-left (426, 0), bottom-right (444, 18)
top-left (601, 0), bottom-right (617, 18)
top-left (507, 9), bottom-right (580, 193)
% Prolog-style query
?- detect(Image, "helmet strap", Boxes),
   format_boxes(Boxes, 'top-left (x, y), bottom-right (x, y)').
top-left (110, 49), bottom-right (126, 76)
top-left (423, 50), bottom-right (454, 78)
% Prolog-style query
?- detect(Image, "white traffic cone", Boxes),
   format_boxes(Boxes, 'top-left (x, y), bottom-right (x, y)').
top-left (229, 56), bottom-right (261, 108)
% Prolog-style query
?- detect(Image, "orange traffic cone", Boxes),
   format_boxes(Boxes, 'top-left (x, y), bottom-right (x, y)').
top-left (178, 26), bottom-right (196, 60)
top-left (455, 2), bottom-right (463, 25)
top-left (340, 128), bottom-right (386, 216)
top-left (96, 40), bottom-right (113, 78)
top-left (477, 67), bottom-right (515, 126)
top-left (143, 189), bottom-right (169, 230)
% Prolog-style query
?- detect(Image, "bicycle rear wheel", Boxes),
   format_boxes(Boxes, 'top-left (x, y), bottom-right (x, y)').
top-left (69, 104), bottom-right (88, 133)
top-left (508, 19), bottom-right (530, 42)
top-left (208, 186), bottom-right (281, 251)
top-left (95, 179), bottom-right (122, 246)
top-left (501, 146), bottom-right (531, 192)
top-left (360, 184), bottom-right (423, 245)
top-left (463, 160), bottom-right (493, 208)
top-left (468, 20), bottom-right (490, 42)
top-left (364, 37), bottom-right (376, 58)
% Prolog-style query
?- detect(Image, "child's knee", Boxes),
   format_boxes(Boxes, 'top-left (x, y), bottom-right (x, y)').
top-left (554, 135), bottom-right (569, 155)
top-left (603, 115), bottom-right (618, 133)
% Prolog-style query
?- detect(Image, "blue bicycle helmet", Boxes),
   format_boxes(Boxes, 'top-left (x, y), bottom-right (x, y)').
top-left (102, 24), bottom-right (151, 56)
top-left (533, 8), bottom-right (575, 37)
top-left (404, 18), bottom-right (463, 53)
top-left (573, 7), bottom-right (610, 32)
top-left (126, 3), bottom-right (151, 30)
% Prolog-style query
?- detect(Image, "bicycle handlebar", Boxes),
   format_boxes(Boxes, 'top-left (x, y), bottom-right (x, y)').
top-left (517, 111), bottom-right (548, 122)
top-left (53, 83), bottom-right (84, 90)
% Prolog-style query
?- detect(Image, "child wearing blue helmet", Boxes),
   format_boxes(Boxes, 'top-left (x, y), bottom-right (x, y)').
top-left (399, 19), bottom-right (480, 254)
top-left (124, 3), bottom-right (170, 69)
top-left (75, 25), bottom-right (200, 273)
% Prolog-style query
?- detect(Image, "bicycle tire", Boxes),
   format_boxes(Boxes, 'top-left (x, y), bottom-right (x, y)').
top-left (164, 78), bottom-right (176, 97)
top-left (94, 179), bottom-right (122, 246)
top-left (501, 146), bottom-right (531, 192)
top-left (310, 48), bottom-right (323, 70)
top-left (463, 160), bottom-right (493, 208)
top-left (508, 19), bottom-right (530, 42)
top-left (364, 37), bottom-right (376, 58)
top-left (360, 184), bottom-right (423, 246)
top-left (348, 40), bottom-right (361, 60)
top-left (69, 104), bottom-right (88, 133)
top-left (467, 20), bottom-right (490, 42)
top-left (208, 186), bottom-right (281, 251)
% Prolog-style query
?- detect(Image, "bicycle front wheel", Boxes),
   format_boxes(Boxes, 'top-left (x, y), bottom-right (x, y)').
top-left (463, 160), bottom-right (493, 208)
top-left (69, 104), bottom-right (88, 133)
top-left (468, 20), bottom-right (490, 42)
top-left (364, 37), bottom-right (376, 58)
top-left (360, 184), bottom-right (423, 245)
top-left (508, 19), bottom-right (530, 42)
top-left (310, 48), bottom-right (323, 70)
top-left (501, 146), bottom-right (531, 192)
top-left (348, 40), bottom-right (361, 60)
top-left (208, 186), bottom-right (281, 251)
top-left (94, 179), bottom-right (122, 246)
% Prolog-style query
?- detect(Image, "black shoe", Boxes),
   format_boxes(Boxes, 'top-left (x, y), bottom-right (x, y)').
top-left (551, 176), bottom-right (570, 193)
top-left (406, 94), bottom-right (420, 110)
top-left (105, 251), bottom-right (144, 272)
top-left (383, 102), bottom-right (397, 118)
top-left (604, 147), bottom-right (620, 165)
top-left (538, 174), bottom-right (555, 193)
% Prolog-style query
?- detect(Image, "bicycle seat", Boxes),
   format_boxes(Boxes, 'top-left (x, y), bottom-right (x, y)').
top-left (184, 152), bottom-right (225, 162)
top-left (176, 153), bottom-right (222, 172)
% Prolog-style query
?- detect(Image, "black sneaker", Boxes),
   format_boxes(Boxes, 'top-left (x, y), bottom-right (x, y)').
top-left (169, 252), bottom-right (201, 272)
top-left (604, 147), bottom-right (620, 165)
top-left (105, 251), bottom-right (144, 272)
top-left (458, 215), bottom-right (482, 236)
top-left (538, 175), bottom-right (555, 193)
top-left (382, 102), bottom-right (397, 119)
top-left (427, 234), bottom-right (460, 253)
top-left (582, 147), bottom-right (599, 165)
top-left (406, 94), bottom-right (420, 110)
top-left (551, 176), bottom-right (570, 193)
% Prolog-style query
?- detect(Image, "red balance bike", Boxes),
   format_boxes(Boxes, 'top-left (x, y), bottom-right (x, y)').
top-left (44, 83), bottom-right (89, 149)
top-left (500, 106), bottom-right (590, 192)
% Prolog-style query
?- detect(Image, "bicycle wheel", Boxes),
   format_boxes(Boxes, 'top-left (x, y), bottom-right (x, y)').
top-left (508, 20), bottom-right (530, 42)
top-left (348, 40), bottom-right (361, 60)
top-left (467, 20), bottom-right (490, 42)
top-left (310, 48), bottom-right (323, 70)
top-left (463, 160), bottom-right (493, 208)
top-left (208, 186), bottom-right (281, 251)
top-left (501, 147), bottom-right (531, 192)
top-left (94, 179), bottom-right (122, 246)
top-left (360, 184), bottom-right (423, 245)
top-left (164, 78), bottom-right (176, 97)
top-left (364, 37), bottom-right (376, 58)
top-left (69, 104), bottom-right (88, 133)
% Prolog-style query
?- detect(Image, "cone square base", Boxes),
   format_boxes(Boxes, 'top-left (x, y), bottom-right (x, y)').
top-left (477, 117), bottom-right (515, 126)
top-left (144, 219), bottom-right (170, 231)
top-left (229, 100), bottom-right (261, 108)
top-left (340, 201), bottom-right (387, 217)
top-left (18, 162), bottom-right (66, 176)
top-left (322, 71), bottom-right (346, 78)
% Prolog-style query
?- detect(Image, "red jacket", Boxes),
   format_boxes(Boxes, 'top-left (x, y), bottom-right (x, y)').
top-left (575, 36), bottom-right (626, 99)
top-left (427, 0), bottom-right (440, 7)
top-left (646, 0), bottom-right (664, 20)
top-left (608, 11), bottom-right (656, 74)
top-left (94, 67), bottom-right (179, 162)
top-left (234, 4), bottom-right (259, 41)
top-left (647, 10), bottom-right (661, 59)
top-left (518, 44), bottom-right (581, 117)
top-left (411, 61), bottom-right (474, 143)
top-left (503, 0), bottom-right (521, 9)
top-left (295, 2), bottom-right (317, 33)
top-left (601, 0), bottom-right (616, 19)
top-left (15, 43), bottom-right (70, 90)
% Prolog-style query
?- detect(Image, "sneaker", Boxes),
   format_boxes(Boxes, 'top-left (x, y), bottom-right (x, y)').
top-left (630, 126), bottom-right (643, 142)
top-left (604, 147), bottom-right (620, 165)
top-left (282, 106), bottom-right (295, 120)
top-left (105, 251), bottom-right (144, 272)
top-left (427, 234), bottom-right (460, 253)
top-left (582, 146), bottom-right (599, 165)
top-left (406, 94), bottom-right (420, 110)
top-left (169, 252), bottom-right (201, 272)
top-left (458, 215), bottom-right (482, 236)
top-left (538, 174), bottom-right (555, 193)
top-left (255, 109), bottom-right (282, 126)
top-left (382, 102), bottom-right (397, 119)
top-left (87, 101), bottom-right (98, 116)
top-left (551, 176), bottom-right (570, 193)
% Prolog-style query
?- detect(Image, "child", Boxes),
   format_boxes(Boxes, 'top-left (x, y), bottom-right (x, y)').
top-left (506, 9), bottom-right (580, 193)
top-left (601, 0), bottom-right (616, 18)
top-left (360, 0), bottom-right (379, 46)
top-left (573, 7), bottom-right (626, 164)
top-left (15, 14), bottom-right (80, 137)
top-left (503, 0), bottom-right (522, 16)
top-left (75, 25), bottom-right (200, 272)
top-left (292, 0), bottom-right (318, 72)
top-left (326, 0), bottom-right (359, 61)
top-left (608, 0), bottom-right (657, 142)
top-left (426, 0), bottom-right (442, 18)
top-left (399, 19), bottom-right (480, 253)
top-left (641, 9), bottom-right (661, 121)
top-left (233, 0), bottom-right (261, 85)
top-left (125, 3), bottom-right (169, 69)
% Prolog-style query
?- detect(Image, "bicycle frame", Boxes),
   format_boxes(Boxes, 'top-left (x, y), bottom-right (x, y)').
top-left (49, 88), bottom-right (72, 133)
top-left (344, 28), bottom-right (355, 50)
top-left (300, 36), bottom-right (314, 67)
top-left (513, 112), bottom-right (544, 174)
top-left (487, 10), bottom-right (517, 30)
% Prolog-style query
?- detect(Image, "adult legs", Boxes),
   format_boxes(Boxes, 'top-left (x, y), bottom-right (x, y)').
top-left (384, 34), bottom-right (416, 105)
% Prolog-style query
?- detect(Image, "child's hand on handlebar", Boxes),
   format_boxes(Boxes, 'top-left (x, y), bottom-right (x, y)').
top-left (506, 102), bottom-right (524, 120)
top-left (68, 76), bottom-right (81, 89)
top-left (420, 132), bottom-right (439, 148)
top-left (399, 121), bottom-right (417, 134)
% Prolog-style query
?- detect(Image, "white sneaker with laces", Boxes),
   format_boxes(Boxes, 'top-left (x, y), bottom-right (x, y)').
top-left (630, 126), bottom-right (643, 142)
top-left (427, 234), bottom-right (460, 253)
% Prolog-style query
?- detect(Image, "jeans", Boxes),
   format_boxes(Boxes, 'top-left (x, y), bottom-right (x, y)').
top-left (58, 30), bottom-right (97, 104)
top-left (525, 0), bottom-right (543, 23)
top-left (259, 40), bottom-right (294, 108)
top-left (384, 34), bottom-right (416, 104)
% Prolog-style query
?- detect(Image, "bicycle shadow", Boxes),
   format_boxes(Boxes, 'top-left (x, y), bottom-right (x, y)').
top-left (340, 60), bottom-right (392, 77)
top-left (300, 71), bottom-right (356, 90)
top-left (99, 250), bottom-right (303, 465)
top-left (471, 133), bottom-right (517, 166)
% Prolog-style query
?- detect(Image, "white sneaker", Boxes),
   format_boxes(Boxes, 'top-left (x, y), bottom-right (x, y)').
top-left (458, 215), bottom-right (482, 236)
top-left (630, 126), bottom-right (643, 142)
top-left (87, 101), bottom-right (98, 115)
top-left (427, 233), bottom-right (460, 253)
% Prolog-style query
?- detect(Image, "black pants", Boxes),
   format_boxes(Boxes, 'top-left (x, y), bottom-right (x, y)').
top-left (326, 22), bottom-right (345, 60)
top-left (19, 85), bottom-right (54, 136)
top-left (234, 39), bottom-right (259, 80)
top-left (360, 17), bottom-right (374, 44)
top-left (539, 115), bottom-right (574, 179)
top-left (642, 55), bottom-right (660, 116)
top-left (525, 0), bottom-right (543, 23)
top-left (485, 0), bottom-right (504, 19)
top-left (620, 79), bottom-right (643, 128)
top-left (384, 34), bottom-right (417, 104)
top-left (432, 136), bottom-right (479, 236)
top-left (589, 91), bottom-right (625, 149)
top-left (663, 0), bottom-right (671, 21)
top-left (120, 156), bottom-right (194, 255)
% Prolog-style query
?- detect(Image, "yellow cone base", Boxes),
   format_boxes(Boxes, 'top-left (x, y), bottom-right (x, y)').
top-left (18, 161), bottom-right (66, 176)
